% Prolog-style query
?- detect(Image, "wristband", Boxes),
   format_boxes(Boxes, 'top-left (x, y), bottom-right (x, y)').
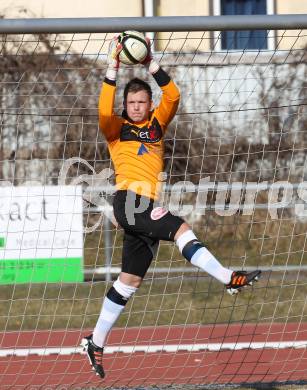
top-left (148, 59), bottom-right (160, 74)
top-left (106, 67), bottom-right (118, 81)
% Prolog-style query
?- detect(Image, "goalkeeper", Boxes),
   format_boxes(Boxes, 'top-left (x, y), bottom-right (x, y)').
top-left (82, 35), bottom-right (261, 379)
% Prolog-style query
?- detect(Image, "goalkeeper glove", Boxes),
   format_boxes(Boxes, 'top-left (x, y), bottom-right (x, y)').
top-left (106, 35), bottom-right (122, 81)
top-left (141, 37), bottom-right (160, 75)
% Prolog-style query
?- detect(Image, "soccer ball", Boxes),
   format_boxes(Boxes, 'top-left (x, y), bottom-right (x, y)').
top-left (118, 31), bottom-right (149, 65)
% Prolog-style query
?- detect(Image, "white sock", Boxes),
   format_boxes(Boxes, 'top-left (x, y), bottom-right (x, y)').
top-left (176, 230), bottom-right (233, 284)
top-left (190, 246), bottom-right (233, 284)
top-left (93, 297), bottom-right (125, 347)
top-left (93, 279), bottom-right (137, 347)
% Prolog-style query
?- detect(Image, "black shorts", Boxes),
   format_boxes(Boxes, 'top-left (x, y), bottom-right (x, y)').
top-left (113, 190), bottom-right (184, 278)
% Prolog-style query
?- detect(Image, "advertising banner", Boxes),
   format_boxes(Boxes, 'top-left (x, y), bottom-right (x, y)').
top-left (0, 186), bottom-right (83, 284)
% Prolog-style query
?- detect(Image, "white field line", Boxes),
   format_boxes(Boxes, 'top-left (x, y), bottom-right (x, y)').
top-left (87, 265), bottom-right (307, 275)
top-left (0, 341), bottom-right (306, 357)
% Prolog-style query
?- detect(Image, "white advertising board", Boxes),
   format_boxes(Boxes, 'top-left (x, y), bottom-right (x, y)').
top-left (0, 186), bottom-right (83, 283)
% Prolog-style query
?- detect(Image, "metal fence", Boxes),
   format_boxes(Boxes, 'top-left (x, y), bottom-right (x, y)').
top-left (86, 181), bottom-right (307, 280)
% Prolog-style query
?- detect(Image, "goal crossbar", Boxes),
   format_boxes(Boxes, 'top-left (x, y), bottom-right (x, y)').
top-left (0, 14), bottom-right (307, 34)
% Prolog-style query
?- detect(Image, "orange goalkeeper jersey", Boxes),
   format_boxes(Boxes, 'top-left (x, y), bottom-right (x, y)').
top-left (99, 69), bottom-right (180, 200)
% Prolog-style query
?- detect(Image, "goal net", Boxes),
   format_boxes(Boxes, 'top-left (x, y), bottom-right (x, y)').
top-left (0, 19), bottom-right (307, 389)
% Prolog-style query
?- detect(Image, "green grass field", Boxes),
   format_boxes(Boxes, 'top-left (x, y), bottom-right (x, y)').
top-left (1, 270), bottom-right (306, 331)
top-left (1, 210), bottom-right (307, 332)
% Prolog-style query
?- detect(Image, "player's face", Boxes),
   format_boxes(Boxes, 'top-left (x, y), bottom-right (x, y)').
top-left (125, 90), bottom-right (152, 123)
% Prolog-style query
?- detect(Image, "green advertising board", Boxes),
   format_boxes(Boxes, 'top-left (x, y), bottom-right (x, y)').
top-left (0, 258), bottom-right (83, 284)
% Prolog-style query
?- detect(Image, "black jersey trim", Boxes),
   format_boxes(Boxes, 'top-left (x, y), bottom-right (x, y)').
top-left (104, 77), bottom-right (116, 86)
top-left (152, 68), bottom-right (171, 87)
top-left (120, 117), bottom-right (162, 143)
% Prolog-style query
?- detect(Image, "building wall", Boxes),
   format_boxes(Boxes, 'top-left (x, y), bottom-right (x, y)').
top-left (276, 0), bottom-right (307, 49)
top-left (0, 0), bottom-right (143, 18)
top-left (2, 0), bottom-right (307, 18)
top-left (276, 0), bottom-right (307, 14)
top-left (155, 0), bottom-right (211, 52)
top-left (0, 0), bottom-right (306, 50)
top-left (156, 0), bottom-right (209, 15)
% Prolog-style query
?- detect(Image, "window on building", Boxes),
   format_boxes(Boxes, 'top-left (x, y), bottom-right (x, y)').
top-left (220, 0), bottom-right (268, 50)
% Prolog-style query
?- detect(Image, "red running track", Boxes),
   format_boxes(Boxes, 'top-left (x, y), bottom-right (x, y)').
top-left (1, 323), bottom-right (307, 389)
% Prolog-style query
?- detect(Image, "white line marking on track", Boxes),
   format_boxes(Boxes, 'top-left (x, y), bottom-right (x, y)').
top-left (0, 341), bottom-right (306, 357)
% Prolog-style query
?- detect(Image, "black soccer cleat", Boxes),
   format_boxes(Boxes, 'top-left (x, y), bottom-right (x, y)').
top-left (226, 270), bottom-right (261, 295)
top-left (81, 334), bottom-right (105, 378)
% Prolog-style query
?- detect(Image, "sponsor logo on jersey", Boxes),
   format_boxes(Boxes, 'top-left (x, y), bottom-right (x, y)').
top-left (120, 117), bottom-right (162, 143)
top-left (150, 207), bottom-right (168, 220)
top-left (137, 144), bottom-right (149, 155)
